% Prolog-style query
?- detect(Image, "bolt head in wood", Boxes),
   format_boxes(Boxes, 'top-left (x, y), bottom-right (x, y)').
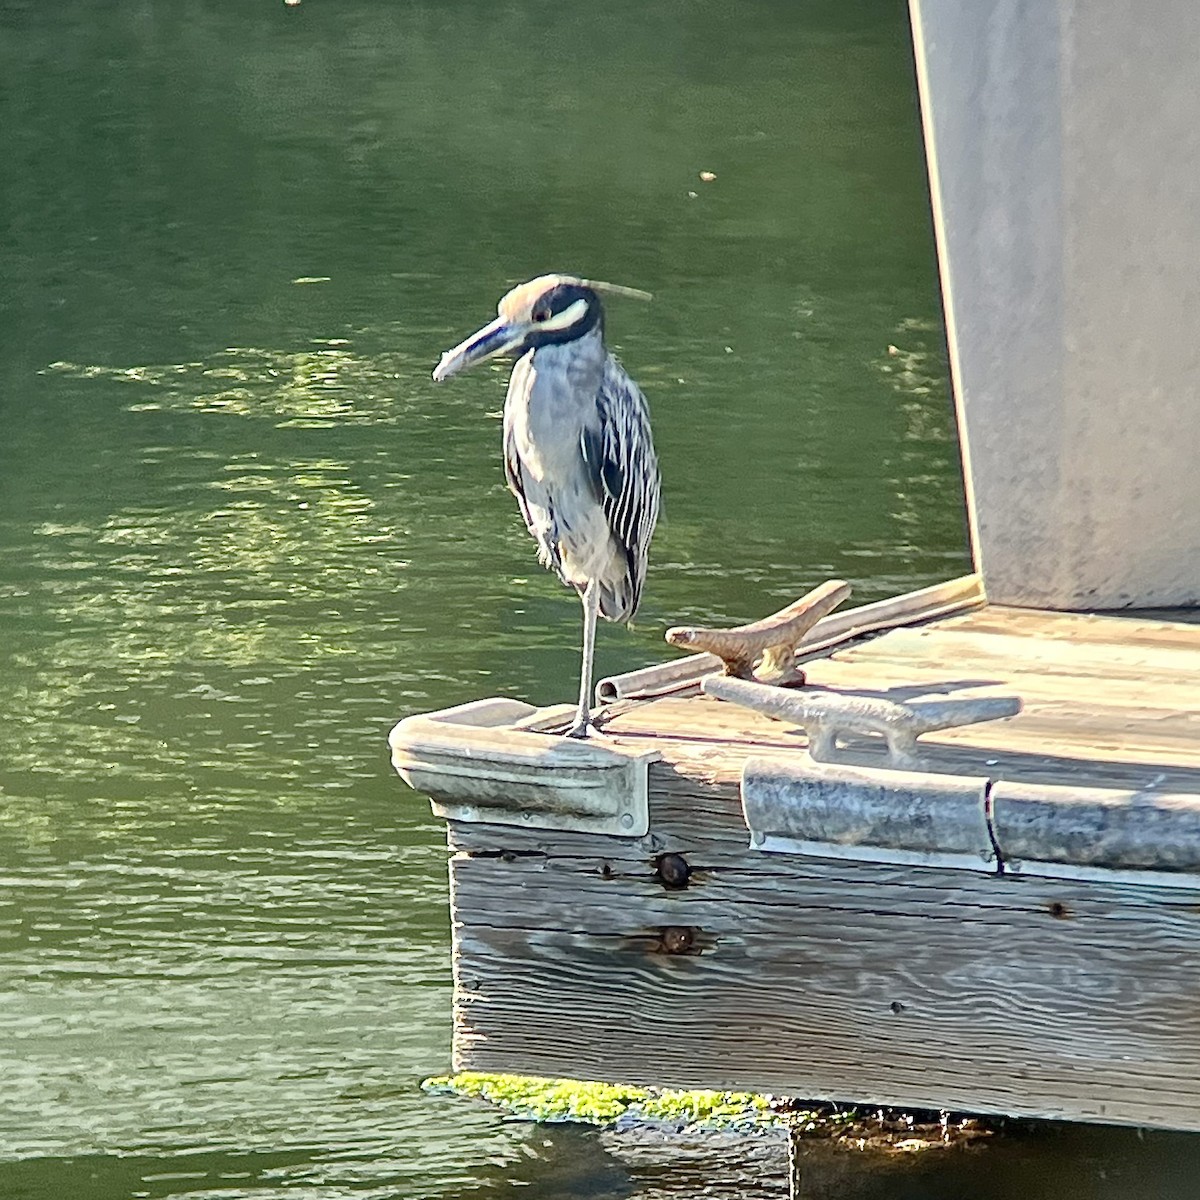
top-left (656, 853), bottom-right (691, 889)
top-left (660, 925), bottom-right (695, 954)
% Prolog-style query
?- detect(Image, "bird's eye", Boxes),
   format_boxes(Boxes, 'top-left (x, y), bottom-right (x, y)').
top-left (532, 306), bottom-right (551, 323)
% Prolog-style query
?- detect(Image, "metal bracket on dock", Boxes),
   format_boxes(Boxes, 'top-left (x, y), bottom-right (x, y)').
top-left (991, 781), bottom-right (1200, 887)
top-left (741, 756), bottom-right (997, 871)
top-left (389, 698), bottom-right (657, 837)
top-left (741, 758), bottom-right (1200, 886)
top-left (702, 675), bottom-right (1021, 770)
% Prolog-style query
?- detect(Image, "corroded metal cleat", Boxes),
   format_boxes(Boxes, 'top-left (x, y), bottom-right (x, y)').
top-left (665, 579), bottom-right (852, 684)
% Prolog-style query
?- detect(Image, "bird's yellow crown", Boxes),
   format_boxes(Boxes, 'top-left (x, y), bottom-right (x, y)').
top-left (496, 275), bottom-right (652, 321)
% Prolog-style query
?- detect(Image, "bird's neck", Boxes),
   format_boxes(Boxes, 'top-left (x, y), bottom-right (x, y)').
top-left (529, 325), bottom-right (607, 380)
top-left (533, 323), bottom-right (604, 358)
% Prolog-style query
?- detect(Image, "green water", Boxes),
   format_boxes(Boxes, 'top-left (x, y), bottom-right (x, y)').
top-left (2, 1), bottom-right (1197, 1196)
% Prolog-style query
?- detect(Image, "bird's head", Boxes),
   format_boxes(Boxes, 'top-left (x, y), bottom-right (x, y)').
top-left (432, 273), bottom-right (651, 382)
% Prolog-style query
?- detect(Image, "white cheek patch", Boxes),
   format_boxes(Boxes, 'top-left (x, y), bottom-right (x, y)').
top-left (539, 298), bottom-right (590, 333)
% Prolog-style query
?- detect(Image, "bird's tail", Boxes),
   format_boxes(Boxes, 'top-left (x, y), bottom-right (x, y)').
top-left (595, 575), bottom-right (641, 624)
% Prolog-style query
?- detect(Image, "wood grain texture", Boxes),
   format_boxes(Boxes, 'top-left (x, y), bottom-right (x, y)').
top-left (593, 602), bottom-right (1200, 789)
top-left (594, 701), bottom-right (1200, 796)
top-left (944, 605), bottom-right (1200, 645)
top-left (449, 766), bottom-right (1200, 1128)
top-left (598, 573), bottom-right (984, 702)
top-left (442, 604), bottom-right (1200, 1128)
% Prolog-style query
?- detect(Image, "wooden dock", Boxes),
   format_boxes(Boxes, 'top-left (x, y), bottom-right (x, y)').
top-left (392, 579), bottom-right (1200, 1132)
top-left (392, 0), bottom-right (1200, 1137)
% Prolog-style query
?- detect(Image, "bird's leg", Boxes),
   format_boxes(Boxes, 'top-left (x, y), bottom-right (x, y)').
top-left (567, 580), bottom-right (600, 738)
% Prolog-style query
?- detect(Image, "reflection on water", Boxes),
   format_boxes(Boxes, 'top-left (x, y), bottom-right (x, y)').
top-left (3, 0), bottom-right (1195, 1196)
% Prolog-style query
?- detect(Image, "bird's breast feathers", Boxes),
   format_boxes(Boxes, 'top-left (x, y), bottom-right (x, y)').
top-left (505, 349), bottom-right (598, 477)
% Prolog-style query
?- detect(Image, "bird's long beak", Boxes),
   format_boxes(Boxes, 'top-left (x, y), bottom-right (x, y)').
top-left (432, 316), bottom-right (528, 382)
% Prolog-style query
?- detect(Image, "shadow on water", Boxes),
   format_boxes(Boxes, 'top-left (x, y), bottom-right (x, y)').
top-left (7, 1121), bottom-right (1200, 1199)
top-left (1, 0), bottom-right (1197, 1196)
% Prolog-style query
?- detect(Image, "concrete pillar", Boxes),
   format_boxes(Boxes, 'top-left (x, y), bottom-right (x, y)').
top-left (911, 0), bottom-right (1200, 609)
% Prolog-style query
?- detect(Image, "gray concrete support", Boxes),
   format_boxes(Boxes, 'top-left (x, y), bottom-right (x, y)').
top-left (911, 0), bottom-right (1200, 608)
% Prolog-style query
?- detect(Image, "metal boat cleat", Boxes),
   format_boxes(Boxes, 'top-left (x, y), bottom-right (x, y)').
top-left (702, 674), bottom-right (1021, 770)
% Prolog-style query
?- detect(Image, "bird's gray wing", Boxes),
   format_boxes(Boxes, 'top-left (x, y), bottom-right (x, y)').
top-left (579, 357), bottom-right (661, 612)
top-left (504, 402), bottom-right (566, 580)
top-left (503, 417), bottom-right (535, 533)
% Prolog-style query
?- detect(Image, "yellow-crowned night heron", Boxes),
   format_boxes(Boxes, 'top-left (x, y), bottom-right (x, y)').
top-left (432, 274), bottom-right (661, 737)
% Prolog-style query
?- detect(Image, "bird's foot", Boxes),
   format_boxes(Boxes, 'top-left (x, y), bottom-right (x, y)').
top-left (565, 707), bottom-right (592, 738)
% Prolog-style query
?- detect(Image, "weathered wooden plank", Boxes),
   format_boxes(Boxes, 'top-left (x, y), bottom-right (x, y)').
top-left (924, 720), bottom-right (1200, 765)
top-left (423, 598), bottom-right (1200, 1130)
top-left (803, 656), bottom-right (1200, 717)
top-left (602, 692), bottom-right (1200, 778)
top-left (609, 720), bottom-right (1200, 816)
top-left (826, 648), bottom-right (1200, 703)
top-left (448, 846), bottom-right (1200, 1127)
top-left (444, 684), bottom-right (1200, 1132)
top-left (592, 723), bottom-right (1200, 803)
top-left (449, 813), bottom-right (1200, 926)
top-left (591, 602), bottom-right (1200, 790)
top-left (450, 847), bottom-right (1200, 935)
top-left (598, 573), bottom-right (985, 702)
top-left (604, 694), bottom-right (1197, 756)
top-left (945, 605), bottom-right (1200, 647)
top-left (842, 624), bottom-right (1200, 678)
